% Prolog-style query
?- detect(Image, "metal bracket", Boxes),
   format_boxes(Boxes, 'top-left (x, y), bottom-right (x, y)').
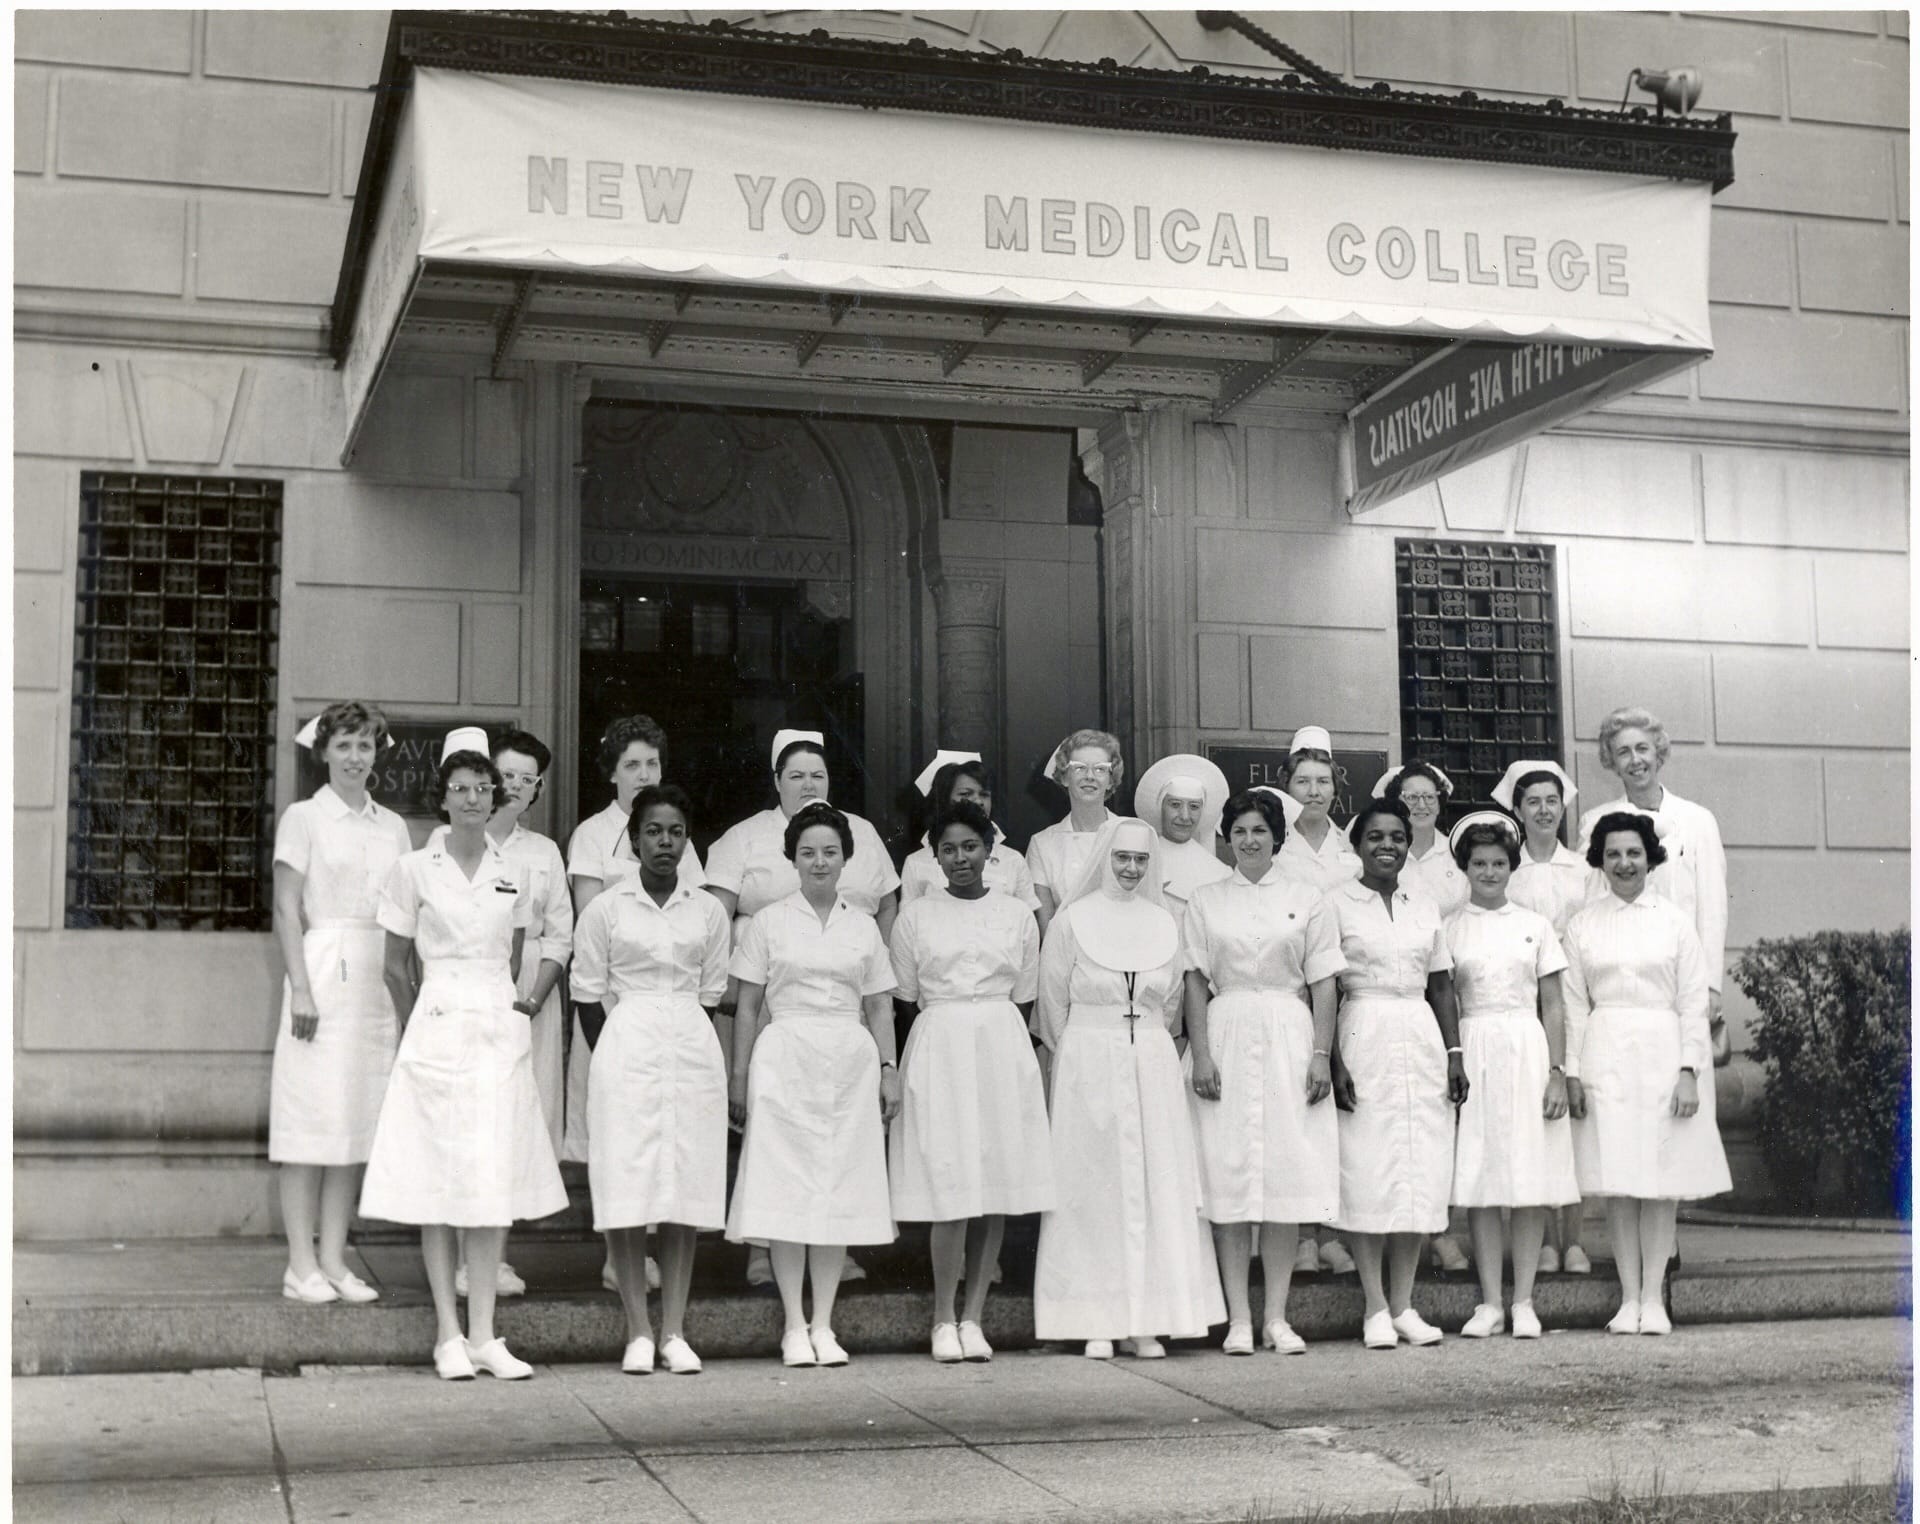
top-left (490, 273), bottom-right (536, 377)
top-left (795, 330), bottom-right (826, 368)
top-left (1212, 329), bottom-right (1327, 420)
top-left (1081, 351), bottom-right (1120, 387)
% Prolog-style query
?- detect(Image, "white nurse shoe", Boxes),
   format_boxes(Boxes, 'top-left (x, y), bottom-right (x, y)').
top-left (659, 1336), bottom-right (703, 1374)
top-left (931, 1323), bottom-right (964, 1363)
top-left (1362, 1311), bottom-right (1399, 1350)
top-left (1390, 1309), bottom-right (1444, 1346)
top-left (1461, 1304), bottom-right (1505, 1338)
top-left (621, 1336), bottom-right (655, 1374)
top-left (1510, 1302), bottom-right (1543, 1340)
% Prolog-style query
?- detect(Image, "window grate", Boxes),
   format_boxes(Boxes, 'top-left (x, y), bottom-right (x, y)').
top-left (1394, 539), bottom-right (1562, 817)
top-left (68, 474), bottom-right (282, 930)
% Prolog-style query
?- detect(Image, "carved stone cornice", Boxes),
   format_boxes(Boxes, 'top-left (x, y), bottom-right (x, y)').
top-left (335, 11), bottom-right (1737, 358)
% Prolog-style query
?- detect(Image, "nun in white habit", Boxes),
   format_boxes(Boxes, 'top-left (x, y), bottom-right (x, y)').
top-left (1134, 754), bottom-right (1234, 913)
top-left (1032, 820), bottom-right (1226, 1359)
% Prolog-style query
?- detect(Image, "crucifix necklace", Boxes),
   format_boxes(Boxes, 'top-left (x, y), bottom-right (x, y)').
top-left (1122, 970), bottom-right (1141, 1044)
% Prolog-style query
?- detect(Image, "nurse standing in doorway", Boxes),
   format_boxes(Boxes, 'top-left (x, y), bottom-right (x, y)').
top-left (269, 701), bottom-right (412, 1305)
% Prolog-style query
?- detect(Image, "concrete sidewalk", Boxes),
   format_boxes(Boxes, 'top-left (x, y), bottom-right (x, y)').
top-left (13, 1216), bottom-right (1908, 1377)
top-left (12, 1318), bottom-right (1909, 1523)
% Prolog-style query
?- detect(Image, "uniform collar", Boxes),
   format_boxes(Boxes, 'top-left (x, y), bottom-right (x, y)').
top-left (1463, 900), bottom-right (1516, 916)
top-left (1230, 863), bottom-right (1288, 888)
top-left (315, 784), bottom-right (381, 821)
top-left (1522, 842), bottom-right (1585, 868)
top-left (427, 833), bottom-right (512, 879)
top-left (1334, 877), bottom-right (1413, 904)
top-left (1409, 838), bottom-right (1451, 864)
top-left (1600, 887), bottom-right (1665, 911)
top-left (610, 873), bottom-right (700, 911)
top-left (782, 889), bottom-right (854, 923)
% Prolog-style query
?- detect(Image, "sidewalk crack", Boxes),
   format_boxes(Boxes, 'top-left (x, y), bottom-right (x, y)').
top-left (548, 1367), bottom-right (710, 1523)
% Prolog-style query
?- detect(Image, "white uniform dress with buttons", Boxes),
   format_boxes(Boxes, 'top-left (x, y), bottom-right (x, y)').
top-left (1273, 823), bottom-right (1363, 894)
top-left (430, 821), bottom-right (572, 1157)
top-left (561, 801), bottom-right (706, 1162)
top-left (887, 890), bottom-right (1053, 1221)
top-left (1575, 791), bottom-right (1729, 992)
top-left (1562, 892), bottom-right (1732, 1201)
top-left (1032, 892), bottom-right (1226, 1341)
top-left (1445, 903), bottom-right (1580, 1209)
top-left (570, 876), bottom-right (731, 1232)
top-left (1184, 870), bottom-right (1348, 1226)
top-left (1508, 843), bottom-right (1591, 940)
top-left (1403, 839), bottom-right (1470, 918)
top-left (359, 839), bottom-right (568, 1227)
top-left (725, 894), bottom-right (900, 1247)
top-left (1326, 879), bottom-right (1457, 1236)
top-left (268, 786), bottom-right (414, 1165)
top-left (704, 806), bottom-right (899, 943)
top-left (1025, 810), bottom-right (1119, 909)
top-left (898, 832), bottom-right (1039, 910)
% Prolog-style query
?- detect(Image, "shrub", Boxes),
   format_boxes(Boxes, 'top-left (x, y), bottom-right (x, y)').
top-left (1733, 929), bottom-right (1911, 1219)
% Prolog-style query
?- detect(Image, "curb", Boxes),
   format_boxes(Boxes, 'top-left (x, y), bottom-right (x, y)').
top-left (14, 1258), bottom-right (1910, 1376)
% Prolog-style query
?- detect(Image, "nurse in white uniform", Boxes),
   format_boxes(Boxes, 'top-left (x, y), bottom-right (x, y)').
top-left (269, 701), bottom-right (413, 1305)
top-left (1574, 707), bottom-right (1731, 1064)
top-left (1185, 789), bottom-right (1345, 1356)
top-left (1033, 821), bottom-right (1226, 1359)
top-left (1027, 729), bottom-right (1125, 938)
top-left (565, 715), bottom-right (705, 1168)
top-left (426, 729), bottom-right (572, 1302)
top-left (1377, 762), bottom-right (1469, 917)
top-left (889, 798), bottom-right (1053, 1364)
top-left (1134, 754), bottom-right (1234, 914)
top-left (360, 739), bottom-right (568, 1381)
top-left (898, 751), bottom-right (1040, 913)
top-left (1268, 725), bottom-right (1360, 1277)
top-left (571, 784), bottom-right (731, 1377)
top-left (1444, 812), bottom-right (1580, 1341)
top-left (1563, 812), bottom-right (1731, 1338)
top-left (1494, 758), bottom-right (1593, 1277)
top-left (1327, 798), bottom-right (1469, 1351)
top-left (726, 802), bottom-right (900, 1368)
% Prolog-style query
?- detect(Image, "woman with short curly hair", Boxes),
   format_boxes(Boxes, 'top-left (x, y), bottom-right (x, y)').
top-left (1562, 812), bottom-right (1732, 1337)
top-left (1028, 728), bottom-right (1125, 936)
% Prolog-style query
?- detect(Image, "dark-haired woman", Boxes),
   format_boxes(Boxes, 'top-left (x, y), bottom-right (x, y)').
top-left (1563, 813), bottom-right (1731, 1337)
top-left (899, 753), bottom-right (1039, 913)
top-left (889, 800), bottom-right (1052, 1363)
top-left (1327, 798), bottom-right (1468, 1350)
top-left (571, 785), bottom-right (730, 1376)
top-left (1444, 813), bottom-right (1579, 1340)
top-left (1378, 762), bottom-right (1468, 917)
top-left (1185, 789), bottom-right (1344, 1356)
top-left (360, 737), bottom-right (567, 1380)
top-left (726, 802), bottom-right (900, 1367)
top-left (1494, 758), bottom-right (1593, 1276)
top-left (270, 701), bottom-right (414, 1304)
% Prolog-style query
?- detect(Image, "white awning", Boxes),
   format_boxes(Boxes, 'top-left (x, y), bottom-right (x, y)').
top-left (342, 66), bottom-right (1715, 467)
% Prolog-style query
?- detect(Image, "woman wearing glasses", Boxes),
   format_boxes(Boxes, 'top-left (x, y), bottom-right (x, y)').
top-left (1028, 730), bottom-right (1126, 937)
top-left (1377, 762), bottom-right (1468, 918)
top-left (360, 735), bottom-right (567, 1380)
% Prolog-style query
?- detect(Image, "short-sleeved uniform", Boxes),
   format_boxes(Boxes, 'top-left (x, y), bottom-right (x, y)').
top-left (887, 891), bottom-right (1053, 1221)
top-left (430, 821), bottom-right (572, 1156)
top-left (1508, 842), bottom-right (1590, 940)
top-left (898, 830), bottom-right (1040, 911)
top-left (1562, 891), bottom-right (1731, 1201)
top-left (570, 877), bottom-right (731, 1232)
top-left (1575, 791), bottom-right (1729, 993)
top-left (359, 840), bottom-right (567, 1227)
top-left (561, 802), bottom-right (705, 1162)
top-left (1445, 902), bottom-right (1579, 1209)
top-left (703, 807), bottom-right (898, 938)
top-left (1184, 870), bottom-right (1347, 1225)
top-left (724, 895), bottom-right (898, 1247)
top-left (268, 786), bottom-right (413, 1165)
top-left (1158, 836), bottom-right (1235, 917)
top-left (1326, 879), bottom-right (1456, 1235)
top-left (1031, 904), bottom-right (1225, 1342)
top-left (1025, 811), bottom-right (1118, 909)
top-left (1403, 838), bottom-right (1469, 918)
top-left (1273, 821), bottom-right (1363, 894)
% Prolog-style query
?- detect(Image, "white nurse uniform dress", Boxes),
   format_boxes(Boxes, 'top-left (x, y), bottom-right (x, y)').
top-left (1508, 842), bottom-right (1590, 940)
top-left (571, 876), bottom-right (731, 1232)
top-left (1157, 837), bottom-right (1234, 916)
top-left (359, 839), bottom-right (568, 1227)
top-left (1575, 791), bottom-right (1729, 993)
top-left (899, 831), bottom-right (1039, 911)
top-left (704, 807), bottom-right (898, 937)
top-left (561, 801), bottom-right (706, 1162)
top-left (1031, 901), bottom-right (1225, 1341)
top-left (1445, 903), bottom-right (1579, 1209)
top-left (1326, 879), bottom-right (1456, 1236)
top-left (887, 891), bottom-right (1054, 1221)
top-left (1403, 839), bottom-right (1470, 917)
top-left (268, 785), bottom-right (413, 1165)
top-left (1562, 892), bottom-right (1732, 1202)
top-left (1273, 823), bottom-right (1363, 894)
top-left (1184, 870), bottom-right (1347, 1226)
top-left (1025, 810), bottom-right (1119, 909)
top-left (725, 895), bottom-right (899, 1247)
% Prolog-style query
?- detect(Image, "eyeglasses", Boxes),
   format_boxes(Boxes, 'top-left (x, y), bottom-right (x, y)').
top-left (445, 783), bottom-right (495, 800)
top-left (1065, 762), bottom-right (1114, 779)
top-left (1400, 792), bottom-right (1441, 808)
top-left (498, 771), bottom-right (541, 788)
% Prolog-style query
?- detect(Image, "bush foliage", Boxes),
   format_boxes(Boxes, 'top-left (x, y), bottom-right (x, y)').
top-left (1732, 929), bottom-right (1911, 1218)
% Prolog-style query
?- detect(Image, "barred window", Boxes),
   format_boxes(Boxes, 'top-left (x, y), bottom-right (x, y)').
top-left (68, 474), bottom-right (282, 930)
top-left (1394, 539), bottom-right (1563, 815)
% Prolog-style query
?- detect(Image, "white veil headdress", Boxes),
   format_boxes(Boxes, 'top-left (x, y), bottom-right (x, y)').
top-left (1057, 818), bottom-right (1180, 973)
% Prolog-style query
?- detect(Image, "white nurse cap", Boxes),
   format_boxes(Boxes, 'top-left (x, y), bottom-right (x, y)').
top-left (441, 726), bottom-right (491, 763)
top-left (1372, 763), bottom-right (1454, 799)
top-left (914, 749), bottom-right (982, 796)
top-left (771, 729), bottom-right (826, 772)
top-left (1447, 809), bottom-right (1521, 857)
top-left (1250, 784), bottom-right (1306, 826)
top-left (293, 714), bottom-right (322, 750)
top-left (1490, 759), bottom-right (1577, 813)
top-left (1287, 725), bottom-right (1332, 756)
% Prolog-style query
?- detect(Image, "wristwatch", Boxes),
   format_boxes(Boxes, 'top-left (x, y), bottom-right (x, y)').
top-left (1679, 1065), bottom-right (1698, 1077)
